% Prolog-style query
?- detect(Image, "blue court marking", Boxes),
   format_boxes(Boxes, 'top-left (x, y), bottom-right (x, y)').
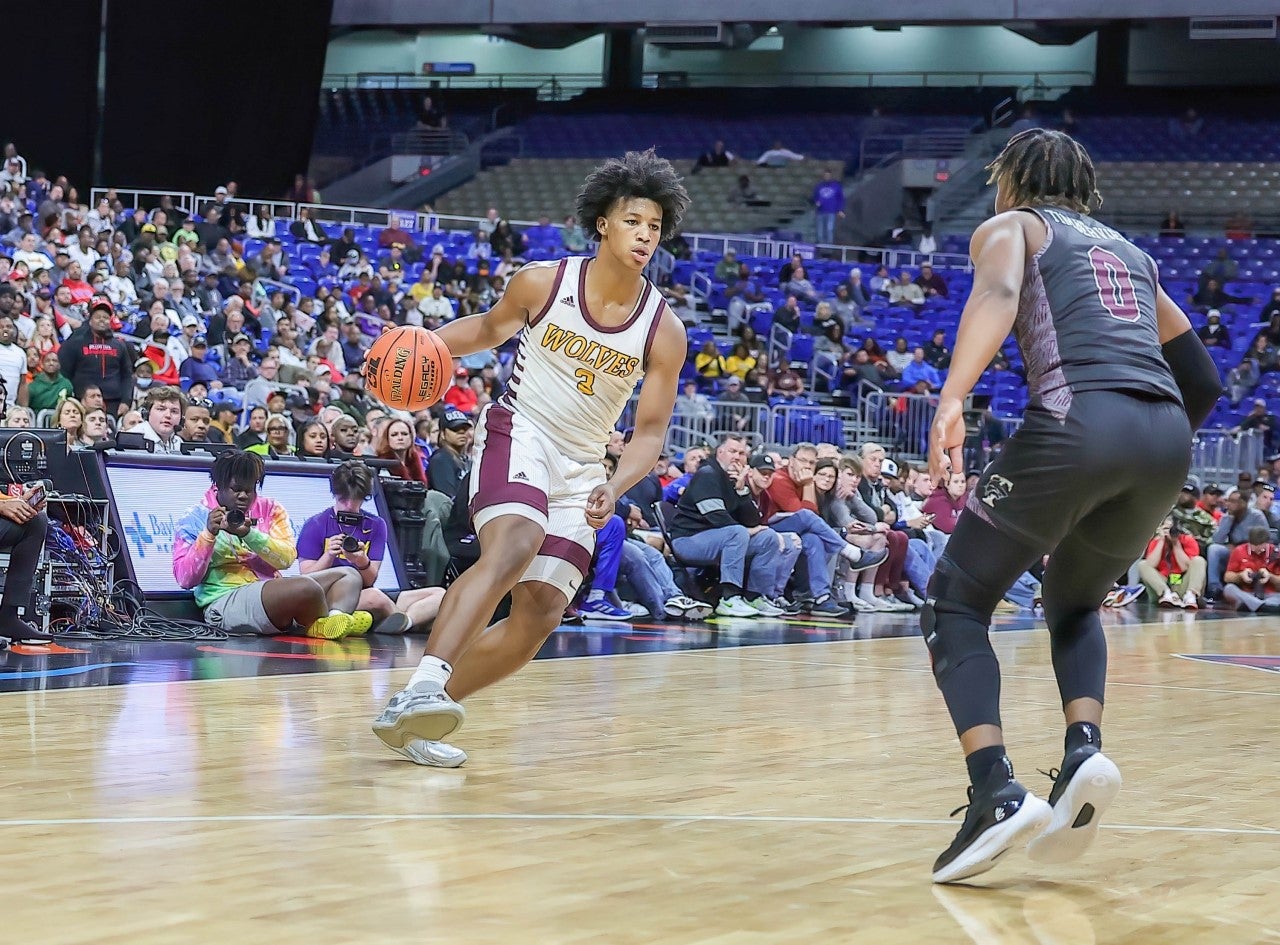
top-left (0, 662), bottom-right (139, 680)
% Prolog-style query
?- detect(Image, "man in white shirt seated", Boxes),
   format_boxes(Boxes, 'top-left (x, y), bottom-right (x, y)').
top-left (888, 271), bottom-right (925, 309)
top-left (756, 141), bottom-right (805, 167)
top-left (12, 233), bottom-right (52, 273)
top-left (128, 385), bottom-right (186, 454)
top-left (415, 283), bottom-right (454, 326)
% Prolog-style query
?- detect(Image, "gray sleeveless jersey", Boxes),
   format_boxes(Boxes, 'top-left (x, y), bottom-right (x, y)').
top-left (1013, 206), bottom-right (1182, 420)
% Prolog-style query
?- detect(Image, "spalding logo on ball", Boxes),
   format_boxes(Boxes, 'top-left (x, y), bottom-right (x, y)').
top-left (363, 325), bottom-right (452, 411)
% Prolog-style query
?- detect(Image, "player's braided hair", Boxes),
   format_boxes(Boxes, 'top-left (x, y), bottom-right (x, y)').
top-left (985, 128), bottom-right (1101, 215)
top-left (576, 148), bottom-right (691, 241)
top-left (210, 449), bottom-right (266, 489)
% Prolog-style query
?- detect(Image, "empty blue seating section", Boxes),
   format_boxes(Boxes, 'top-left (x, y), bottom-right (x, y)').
top-left (1070, 116), bottom-right (1280, 162)
top-left (510, 113), bottom-right (977, 159)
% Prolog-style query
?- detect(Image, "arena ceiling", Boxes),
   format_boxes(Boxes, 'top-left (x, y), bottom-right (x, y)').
top-left (333, 1), bottom-right (1280, 27)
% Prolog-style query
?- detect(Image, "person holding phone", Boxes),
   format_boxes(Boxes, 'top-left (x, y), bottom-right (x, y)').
top-left (0, 481), bottom-right (52, 644)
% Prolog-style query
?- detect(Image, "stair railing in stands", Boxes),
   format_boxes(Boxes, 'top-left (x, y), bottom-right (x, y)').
top-left (91, 186), bottom-right (973, 270)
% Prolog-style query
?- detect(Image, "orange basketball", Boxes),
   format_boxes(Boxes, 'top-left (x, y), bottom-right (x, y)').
top-left (362, 326), bottom-right (452, 412)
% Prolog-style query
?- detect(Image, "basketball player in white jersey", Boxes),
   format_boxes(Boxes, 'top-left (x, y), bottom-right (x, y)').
top-left (372, 150), bottom-right (691, 766)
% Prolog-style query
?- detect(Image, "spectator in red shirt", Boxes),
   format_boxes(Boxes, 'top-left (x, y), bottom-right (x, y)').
top-left (1197, 483), bottom-right (1225, 521)
top-left (442, 366), bottom-right (478, 415)
top-left (762, 442), bottom-right (880, 615)
top-left (922, 470), bottom-right (968, 536)
top-left (60, 261), bottom-right (93, 305)
top-left (1137, 515), bottom-right (1207, 609)
top-left (1222, 525), bottom-right (1280, 613)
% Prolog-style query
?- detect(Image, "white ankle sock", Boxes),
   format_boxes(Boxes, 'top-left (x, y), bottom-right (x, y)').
top-left (858, 586), bottom-right (879, 604)
top-left (328, 609), bottom-right (344, 618)
top-left (586, 588), bottom-right (605, 603)
top-left (409, 656), bottom-right (453, 690)
top-left (838, 544), bottom-right (863, 564)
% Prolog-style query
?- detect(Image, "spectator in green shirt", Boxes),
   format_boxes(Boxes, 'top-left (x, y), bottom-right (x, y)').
top-left (714, 248), bottom-right (740, 283)
top-left (27, 350), bottom-right (74, 414)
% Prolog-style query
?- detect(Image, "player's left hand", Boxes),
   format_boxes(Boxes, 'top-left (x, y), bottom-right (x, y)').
top-left (585, 484), bottom-right (616, 530)
top-left (929, 396), bottom-right (966, 487)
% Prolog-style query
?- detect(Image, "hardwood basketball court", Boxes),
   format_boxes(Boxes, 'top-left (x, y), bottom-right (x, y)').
top-left (2, 609), bottom-right (1276, 944)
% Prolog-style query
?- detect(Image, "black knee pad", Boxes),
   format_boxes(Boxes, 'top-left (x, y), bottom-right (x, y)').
top-left (923, 556), bottom-right (1002, 686)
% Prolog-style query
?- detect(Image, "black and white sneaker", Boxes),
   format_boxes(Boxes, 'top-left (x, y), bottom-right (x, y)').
top-left (807, 594), bottom-right (848, 617)
top-left (1026, 745), bottom-right (1121, 864)
top-left (932, 763), bottom-right (1052, 884)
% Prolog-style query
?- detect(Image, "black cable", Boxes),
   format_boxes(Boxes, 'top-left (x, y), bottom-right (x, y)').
top-left (38, 495), bottom-right (237, 642)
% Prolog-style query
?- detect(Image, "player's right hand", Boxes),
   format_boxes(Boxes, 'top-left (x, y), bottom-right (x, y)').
top-left (206, 507), bottom-right (228, 535)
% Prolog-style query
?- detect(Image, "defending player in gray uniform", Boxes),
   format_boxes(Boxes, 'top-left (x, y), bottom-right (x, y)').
top-left (922, 129), bottom-right (1222, 884)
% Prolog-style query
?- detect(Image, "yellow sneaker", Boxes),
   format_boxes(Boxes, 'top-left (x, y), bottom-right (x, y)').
top-left (349, 610), bottom-right (373, 635)
top-left (306, 613), bottom-right (356, 639)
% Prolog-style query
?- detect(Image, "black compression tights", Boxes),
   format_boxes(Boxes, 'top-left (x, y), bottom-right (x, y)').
top-left (924, 511), bottom-right (1124, 736)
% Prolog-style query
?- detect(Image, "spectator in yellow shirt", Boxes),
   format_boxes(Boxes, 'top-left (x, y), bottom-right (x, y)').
top-left (694, 340), bottom-right (726, 380)
top-left (724, 342), bottom-right (757, 380)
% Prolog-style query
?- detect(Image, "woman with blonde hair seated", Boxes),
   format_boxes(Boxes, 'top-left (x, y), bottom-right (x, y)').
top-left (53, 397), bottom-right (87, 448)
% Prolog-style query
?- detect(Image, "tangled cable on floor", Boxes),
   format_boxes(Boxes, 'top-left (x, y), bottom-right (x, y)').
top-left (40, 498), bottom-right (256, 642)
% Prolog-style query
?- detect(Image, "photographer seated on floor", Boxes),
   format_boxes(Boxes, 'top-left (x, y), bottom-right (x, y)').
top-left (297, 460), bottom-right (444, 634)
top-left (172, 450), bottom-right (371, 638)
top-left (0, 481), bottom-right (52, 644)
top-left (1137, 514), bottom-right (1207, 610)
top-left (1222, 525), bottom-right (1280, 614)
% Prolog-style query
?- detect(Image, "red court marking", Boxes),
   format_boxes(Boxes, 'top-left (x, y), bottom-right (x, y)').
top-left (9, 643), bottom-right (90, 655)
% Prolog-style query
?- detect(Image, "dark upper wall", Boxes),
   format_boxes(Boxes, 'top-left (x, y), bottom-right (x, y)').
top-left (333, 0), bottom-right (1280, 26)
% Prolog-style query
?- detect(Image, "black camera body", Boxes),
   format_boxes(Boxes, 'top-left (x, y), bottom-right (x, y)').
top-left (335, 510), bottom-right (366, 555)
top-left (225, 508), bottom-right (246, 529)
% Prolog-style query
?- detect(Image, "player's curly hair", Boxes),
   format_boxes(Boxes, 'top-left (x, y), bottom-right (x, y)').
top-left (985, 128), bottom-right (1101, 215)
top-left (211, 450), bottom-right (266, 489)
top-left (576, 148), bottom-right (691, 241)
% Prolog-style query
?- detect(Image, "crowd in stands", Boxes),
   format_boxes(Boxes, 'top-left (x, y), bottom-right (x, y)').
top-left (2, 129), bottom-right (1278, 627)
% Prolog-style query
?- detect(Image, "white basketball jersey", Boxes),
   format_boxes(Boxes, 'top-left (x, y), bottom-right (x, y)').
top-left (499, 255), bottom-right (667, 462)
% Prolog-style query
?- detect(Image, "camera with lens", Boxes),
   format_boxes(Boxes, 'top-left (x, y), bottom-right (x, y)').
top-left (225, 508), bottom-right (246, 529)
top-left (341, 534), bottom-right (361, 554)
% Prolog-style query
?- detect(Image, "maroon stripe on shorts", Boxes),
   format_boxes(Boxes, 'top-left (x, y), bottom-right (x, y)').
top-left (470, 405), bottom-right (549, 517)
top-left (527, 258), bottom-right (568, 329)
top-left (538, 534), bottom-right (592, 575)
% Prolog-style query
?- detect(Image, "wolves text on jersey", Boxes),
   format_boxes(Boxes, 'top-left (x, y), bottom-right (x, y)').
top-left (540, 323), bottom-right (641, 378)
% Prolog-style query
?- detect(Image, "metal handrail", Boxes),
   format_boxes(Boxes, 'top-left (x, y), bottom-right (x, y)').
top-left (386, 129), bottom-right (470, 156)
top-left (320, 69), bottom-right (1095, 92)
top-left (89, 184), bottom-right (976, 270)
top-left (858, 129), bottom-right (976, 173)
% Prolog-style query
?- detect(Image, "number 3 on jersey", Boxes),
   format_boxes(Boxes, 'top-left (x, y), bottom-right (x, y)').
top-left (1088, 246), bottom-right (1140, 322)
top-left (574, 368), bottom-right (595, 395)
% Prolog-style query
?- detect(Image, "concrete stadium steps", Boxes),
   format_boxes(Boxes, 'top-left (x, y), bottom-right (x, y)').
top-left (1092, 161), bottom-right (1280, 228)
top-left (434, 160), bottom-right (826, 234)
top-left (942, 161), bottom-right (1280, 235)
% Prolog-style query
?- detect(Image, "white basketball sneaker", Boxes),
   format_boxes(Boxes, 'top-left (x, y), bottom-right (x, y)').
top-left (386, 738), bottom-right (468, 768)
top-left (372, 682), bottom-right (465, 748)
